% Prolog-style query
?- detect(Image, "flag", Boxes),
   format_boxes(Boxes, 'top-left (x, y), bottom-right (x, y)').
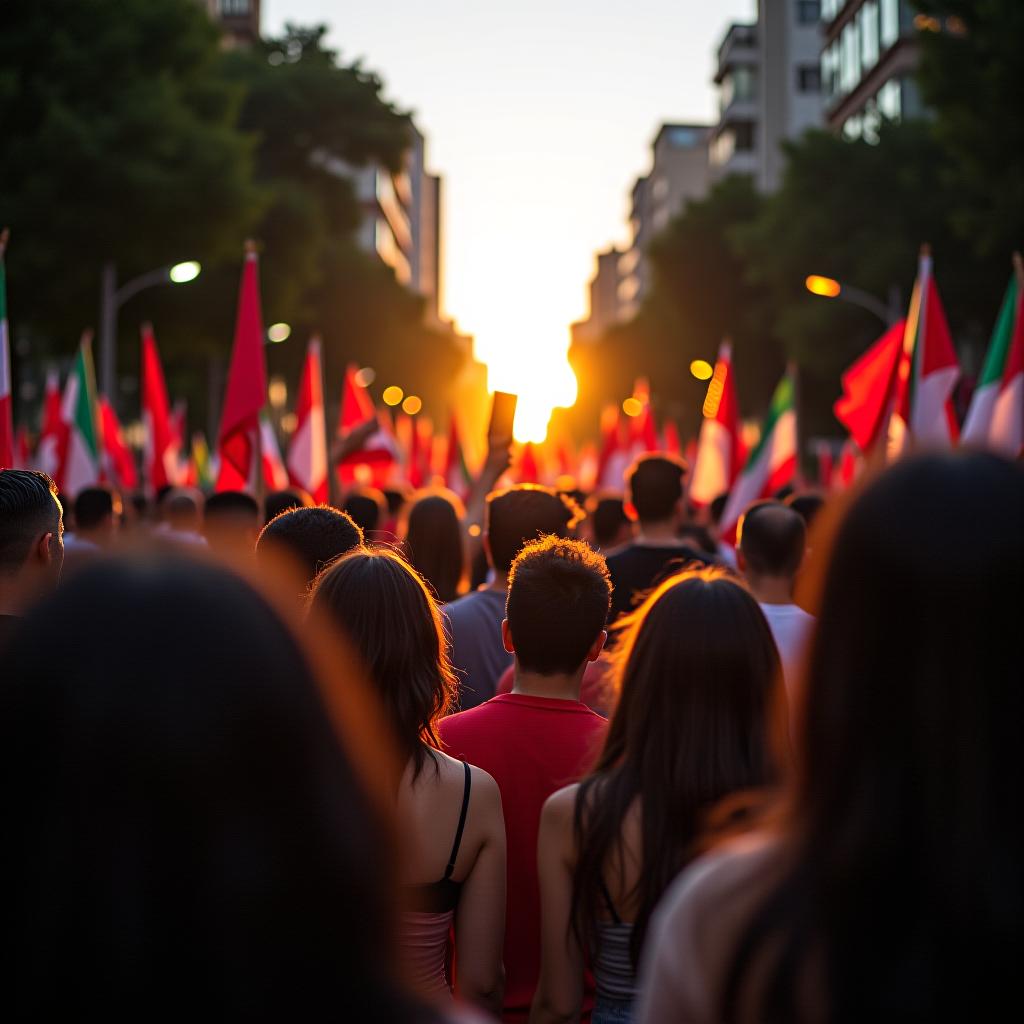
top-left (890, 248), bottom-right (960, 453)
top-left (834, 319), bottom-right (906, 454)
top-left (719, 370), bottom-right (798, 544)
top-left (629, 378), bottom-right (659, 457)
top-left (191, 432), bottom-right (215, 491)
top-left (260, 413), bottom-right (289, 490)
top-left (961, 262), bottom-right (1024, 457)
top-left (98, 396), bottom-right (138, 490)
top-left (595, 405), bottom-right (630, 491)
top-left (662, 419), bottom-right (682, 457)
top-left (444, 411), bottom-right (472, 498)
top-left (517, 442), bottom-right (542, 484)
top-left (286, 336), bottom-right (328, 503)
top-left (690, 340), bottom-right (745, 506)
top-left (140, 323), bottom-right (181, 493)
top-left (57, 335), bottom-right (102, 496)
top-left (814, 441), bottom-right (834, 489)
top-left (14, 424), bottom-right (31, 469)
top-left (216, 244), bottom-right (267, 493)
top-left (36, 366), bottom-right (64, 477)
top-left (336, 364), bottom-right (398, 483)
top-left (832, 439), bottom-right (860, 490)
top-left (0, 230), bottom-right (13, 468)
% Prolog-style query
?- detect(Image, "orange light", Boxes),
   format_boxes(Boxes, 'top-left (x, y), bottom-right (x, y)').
top-left (382, 385), bottom-right (403, 407)
top-left (622, 397), bottom-right (643, 418)
top-left (402, 395), bottom-right (422, 415)
top-left (806, 274), bottom-right (842, 298)
top-left (690, 359), bottom-right (713, 381)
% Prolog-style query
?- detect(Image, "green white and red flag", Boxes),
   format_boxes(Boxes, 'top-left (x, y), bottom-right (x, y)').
top-left (961, 259), bottom-right (1024, 457)
top-left (57, 334), bottom-right (102, 497)
top-left (690, 340), bottom-right (745, 506)
top-left (0, 229), bottom-right (13, 468)
top-left (719, 369), bottom-right (798, 544)
top-left (286, 336), bottom-right (328, 503)
top-left (216, 244), bottom-right (267, 493)
top-left (260, 413), bottom-right (289, 491)
top-left (444, 410), bottom-right (472, 498)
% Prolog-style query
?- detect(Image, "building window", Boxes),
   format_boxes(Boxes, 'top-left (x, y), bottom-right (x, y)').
top-left (859, 1), bottom-right (880, 69)
top-left (796, 0), bottom-right (821, 24)
top-left (877, 78), bottom-right (902, 119)
top-left (822, 42), bottom-right (840, 99)
top-left (880, 0), bottom-right (900, 47)
top-left (219, 0), bottom-right (251, 14)
top-left (733, 122), bottom-right (756, 152)
top-left (797, 65), bottom-right (822, 92)
top-left (821, 0), bottom-right (842, 19)
top-left (840, 20), bottom-right (860, 94)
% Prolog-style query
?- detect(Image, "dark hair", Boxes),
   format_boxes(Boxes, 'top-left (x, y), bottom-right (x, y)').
top-left (0, 557), bottom-right (433, 1020)
top-left (785, 491), bottom-right (826, 528)
top-left (737, 500), bottom-right (806, 578)
top-left (74, 485), bottom-right (118, 530)
top-left (311, 548), bottom-right (457, 779)
top-left (724, 453), bottom-right (1024, 1022)
top-left (0, 469), bottom-right (62, 573)
top-left (506, 535), bottom-right (611, 675)
top-left (626, 454), bottom-right (688, 523)
top-left (205, 490), bottom-right (260, 521)
top-left (486, 484), bottom-right (583, 573)
top-left (676, 523), bottom-right (718, 554)
top-left (587, 493), bottom-right (630, 549)
top-left (162, 489), bottom-right (202, 530)
top-left (404, 491), bottom-right (465, 603)
top-left (264, 487), bottom-right (313, 525)
top-left (343, 487), bottom-right (387, 534)
top-left (573, 569), bottom-right (780, 969)
top-left (709, 492), bottom-right (730, 527)
top-left (257, 506), bottom-right (364, 587)
top-left (383, 485), bottom-right (411, 518)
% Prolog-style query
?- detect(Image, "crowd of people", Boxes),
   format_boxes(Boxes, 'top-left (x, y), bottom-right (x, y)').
top-left (0, 445), bottom-right (1019, 1021)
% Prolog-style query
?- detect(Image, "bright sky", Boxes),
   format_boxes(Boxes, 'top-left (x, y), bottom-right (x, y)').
top-left (264, 0), bottom-right (754, 438)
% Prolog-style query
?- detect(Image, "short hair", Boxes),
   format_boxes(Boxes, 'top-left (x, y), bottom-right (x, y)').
top-left (708, 492), bottom-right (730, 527)
top-left (74, 486), bottom-right (117, 530)
top-left (342, 488), bottom-right (387, 534)
top-left (257, 506), bottom-right (364, 586)
top-left (162, 489), bottom-right (202, 530)
top-left (786, 491), bottom-right (826, 529)
top-left (0, 470), bottom-right (62, 574)
top-left (506, 535), bottom-right (611, 675)
top-left (486, 484), bottom-right (584, 574)
top-left (205, 491), bottom-right (260, 522)
top-left (676, 523), bottom-right (718, 554)
top-left (626, 454), bottom-right (688, 523)
top-left (264, 487), bottom-right (313, 525)
top-left (737, 500), bottom-right (806, 578)
top-left (587, 493), bottom-right (630, 549)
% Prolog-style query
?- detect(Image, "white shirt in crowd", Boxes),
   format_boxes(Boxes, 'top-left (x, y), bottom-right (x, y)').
top-left (758, 602), bottom-right (815, 696)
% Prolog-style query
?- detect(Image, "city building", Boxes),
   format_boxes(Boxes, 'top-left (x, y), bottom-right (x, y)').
top-left (573, 247), bottom-right (625, 343)
top-left (201, 0), bottom-right (261, 47)
top-left (710, 1), bottom-right (824, 191)
top-left (821, 0), bottom-right (923, 140)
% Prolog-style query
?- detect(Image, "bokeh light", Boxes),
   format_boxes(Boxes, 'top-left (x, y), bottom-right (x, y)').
top-left (402, 395), bottom-right (423, 415)
top-left (354, 366), bottom-right (376, 387)
top-left (267, 322), bottom-right (291, 343)
top-left (382, 385), bottom-right (404, 406)
top-left (622, 397), bottom-right (643, 417)
top-left (690, 359), bottom-right (713, 380)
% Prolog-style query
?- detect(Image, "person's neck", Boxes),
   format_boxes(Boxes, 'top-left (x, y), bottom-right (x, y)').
top-left (635, 520), bottom-right (679, 545)
top-left (485, 570), bottom-right (508, 593)
top-left (511, 666), bottom-right (584, 702)
top-left (748, 575), bottom-right (795, 605)
top-left (0, 577), bottom-right (26, 617)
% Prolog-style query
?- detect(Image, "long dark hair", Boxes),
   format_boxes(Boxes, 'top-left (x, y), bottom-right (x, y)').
top-left (572, 567), bottom-right (781, 967)
top-left (723, 452), bottom-right (1024, 1022)
top-left (311, 546), bottom-right (458, 778)
top-left (404, 489), bottom-right (466, 603)
top-left (0, 556), bottom-right (437, 1020)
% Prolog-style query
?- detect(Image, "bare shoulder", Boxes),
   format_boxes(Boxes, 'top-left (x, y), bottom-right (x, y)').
top-left (467, 762), bottom-right (502, 812)
top-left (542, 782), bottom-right (580, 826)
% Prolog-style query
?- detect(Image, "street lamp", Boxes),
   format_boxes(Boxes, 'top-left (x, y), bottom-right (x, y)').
top-left (99, 259), bottom-right (202, 406)
top-left (804, 274), bottom-right (901, 326)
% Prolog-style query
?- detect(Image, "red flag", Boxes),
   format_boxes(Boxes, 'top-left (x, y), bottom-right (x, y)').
top-left (834, 319), bottom-right (906, 454)
top-left (662, 419), bottom-right (682, 457)
top-left (517, 442), bottom-right (542, 484)
top-left (814, 441), bottom-right (834, 488)
top-left (595, 405), bottom-right (629, 491)
top-left (336, 364), bottom-right (397, 483)
top-left (13, 424), bottom-right (31, 469)
top-left (690, 340), bottom-right (745, 506)
top-left (286, 337), bottom-right (328, 503)
top-left (832, 439), bottom-right (860, 490)
top-left (98, 396), bottom-right (138, 490)
top-left (36, 367), bottom-right (65, 478)
top-left (140, 323), bottom-right (180, 493)
top-left (216, 245), bottom-right (267, 493)
top-left (260, 414), bottom-right (289, 491)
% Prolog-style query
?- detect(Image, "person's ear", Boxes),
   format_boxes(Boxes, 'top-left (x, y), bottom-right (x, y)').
top-left (34, 532), bottom-right (54, 566)
top-left (501, 618), bottom-right (515, 655)
top-left (587, 629), bottom-right (607, 663)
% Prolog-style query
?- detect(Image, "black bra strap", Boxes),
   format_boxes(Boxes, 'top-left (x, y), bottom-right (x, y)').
top-left (598, 875), bottom-right (623, 926)
top-left (443, 761), bottom-right (472, 880)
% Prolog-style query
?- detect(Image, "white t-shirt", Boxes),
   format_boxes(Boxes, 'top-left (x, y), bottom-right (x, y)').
top-left (759, 602), bottom-right (815, 696)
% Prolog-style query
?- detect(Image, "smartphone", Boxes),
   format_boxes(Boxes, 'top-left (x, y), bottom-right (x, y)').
top-left (488, 391), bottom-right (518, 447)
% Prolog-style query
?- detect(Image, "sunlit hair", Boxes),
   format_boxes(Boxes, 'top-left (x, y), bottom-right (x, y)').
top-left (485, 484), bottom-right (584, 573)
top-left (723, 452), bottom-right (1024, 1022)
top-left (403, 489), bottom-right (466, 603)
top-left (572, 566), bottom-right (782, 969)
top-left (311, 546), bottom-right (458, 779)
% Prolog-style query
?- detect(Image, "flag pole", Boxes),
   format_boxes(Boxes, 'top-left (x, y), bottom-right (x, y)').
top-left (245, 239), bottom-right (266, 506)
top-left (1013, 251), bottom-right (1023, 291)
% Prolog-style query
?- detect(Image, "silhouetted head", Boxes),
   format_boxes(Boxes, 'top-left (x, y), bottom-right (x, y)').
top-left (160, 487), bottom-right (203, 534)
top-left (403, 490), bottom-right (466, 603)
top-left (257, 506), bottom-right (364, 591)
top-left (73, 485), bottom-right (122, 543)
top-left (586, 492), bottom-right (632, 550)
top-left (737, 500), bottom-right (806, 581)
top-left (676, 523), bottom-right (718, 554)
top-left (625, 453), bottom-right (688, 527)
top-left (0, 469), bottom-right (64, 608)
top-left (0, 556), bottom-right (430, 1019)
top-left (204, 490), bottom-right (261, 554)
top-left (311, 547), bottom-right (457, 779)
top-left (343, 487), bottom-right (388, 534)
top-left (785, 490), bottom-right (826, 529)
top-left (485, 483), bottom-right (583, 574)
top-left (505, 535), bottom-right (611, 676)
top-left (264, 487), bottom-right (314, 525)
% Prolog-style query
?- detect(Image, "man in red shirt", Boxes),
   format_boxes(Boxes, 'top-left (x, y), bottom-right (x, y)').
top-left (439, 535), bottom-right (611, 1022)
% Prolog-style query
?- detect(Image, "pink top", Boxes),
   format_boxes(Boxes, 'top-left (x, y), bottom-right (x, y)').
top-left (400, 909), bottom-right (455, 1002)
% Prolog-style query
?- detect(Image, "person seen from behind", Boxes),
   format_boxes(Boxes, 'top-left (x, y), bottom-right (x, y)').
top-left (203, 490), bottom-right (260, 556)
top-left (637, 452), bottom-right (1024, 1023)
top-left (312, 548), bottom-right (506, 1014)
top-left (403, 489), bottom-right (468, 603)
top-left (440, 535), bottom-right (611, 1022)
top-left (531, 568), bottom-right (782, 1024)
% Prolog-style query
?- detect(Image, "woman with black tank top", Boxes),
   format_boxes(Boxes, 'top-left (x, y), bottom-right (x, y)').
top-left (311, 547), bottom-right (506, 1015)
top-left (530, 568), bottom-right (783, 1023)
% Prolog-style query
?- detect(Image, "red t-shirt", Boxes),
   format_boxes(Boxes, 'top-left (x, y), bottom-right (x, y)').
top-left (438, 693), bottom-right (608, 1022)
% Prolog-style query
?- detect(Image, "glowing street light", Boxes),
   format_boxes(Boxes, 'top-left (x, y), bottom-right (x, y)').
top-left (804, 274), bottom-right (898, 325)
top-left (689, 359), bottom-right (714, 381)
top-left (805, 274), bottom-right (842, 298)
top-left (168, 260), bottom-right (201, 284)
top-left (267, 322), bottom-right (291, 343)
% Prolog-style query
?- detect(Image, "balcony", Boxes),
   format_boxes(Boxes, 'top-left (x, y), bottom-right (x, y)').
top-left (715, 23), bottom-right (758, 83)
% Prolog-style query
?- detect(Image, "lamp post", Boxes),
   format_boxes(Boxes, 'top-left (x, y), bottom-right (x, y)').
top-left (804, 275), bottom-right (902, 326)
top-left (99, 259), bottom-right (201, 407)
